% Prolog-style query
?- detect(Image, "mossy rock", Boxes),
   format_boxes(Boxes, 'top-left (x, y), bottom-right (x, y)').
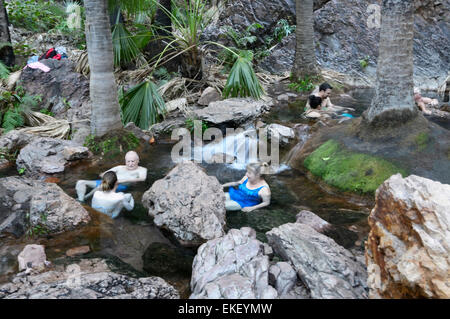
top-left (84, 129), bottom-right (140, 157)
top-left (304, 139), bottom-right (407, 194)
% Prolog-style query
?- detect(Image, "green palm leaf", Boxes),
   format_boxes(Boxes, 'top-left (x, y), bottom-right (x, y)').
top-left (0, 61), bottom-right (9, 80)
top-left (120, 80), bottom-right (167, 130)
top-left (223, 53), bottom-right (264, 99)
top-left (112, 22), bottom-right (142, 66)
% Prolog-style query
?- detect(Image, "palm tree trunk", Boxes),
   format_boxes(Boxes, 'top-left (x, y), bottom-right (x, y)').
top-left (0, 0), bottom-right (15, 66)
top-left (365, 0), bottom-right (417, 125)
top-left (84, 0), bottom-right (123, 137)
top-left (292, 0), bottom-right (319, 79)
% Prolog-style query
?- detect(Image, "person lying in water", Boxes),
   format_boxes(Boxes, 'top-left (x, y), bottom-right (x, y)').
top-left (76, 150), bottom-right (147, 202)
top-left (91, 171), bottom-right (134, 219)
top-left (304, 82), bottom-right (355, 118)
top-left (222, 162), bottom-right (271, 213)
top-left (414, 87), bottom-right (439, 115)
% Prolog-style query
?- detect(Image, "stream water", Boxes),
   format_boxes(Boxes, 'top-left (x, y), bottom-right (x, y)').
top-left (1, 88), bottom-right (447, 297)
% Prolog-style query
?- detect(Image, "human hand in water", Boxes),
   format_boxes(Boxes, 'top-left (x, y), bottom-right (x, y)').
top-left (242, 207), bottom-right (254, 213)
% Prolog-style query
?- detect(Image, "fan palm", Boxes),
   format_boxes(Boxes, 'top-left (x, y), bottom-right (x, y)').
top-left (223, 51), bottom-right (264, 99)
top-left (120, 80), bottom-right (167, 130)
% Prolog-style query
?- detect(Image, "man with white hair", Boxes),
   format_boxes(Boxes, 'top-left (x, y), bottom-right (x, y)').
top-left (414, 87), bottom-right (439, 115)
top-left (76, 151), bottom-right (147, 202)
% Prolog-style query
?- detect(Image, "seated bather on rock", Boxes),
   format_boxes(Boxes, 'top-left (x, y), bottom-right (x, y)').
top-left (414, 87), bottom-right (439, 115)
top-left (303, 82), bottom-right (355, 120)
top-left (91, 171), bottom-right (134, 219)
top-left (222, 162), bottom-right (271, 213)
top-left (75, 150), bottom-right (147, 202)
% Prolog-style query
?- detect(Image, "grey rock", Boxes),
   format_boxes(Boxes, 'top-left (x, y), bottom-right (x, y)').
top-left (16, 137), bottom-right (89, 178)
top-left (295, 210), bottom-right (331, 233)
top-left (266, 223), bottom-right (368, 299)
top-left (18, 245), bottom-right (47, 271)
top-left (0, 176), bottom-right (90, 237)
top-left (190, 227), bottom-right (278, 299)
top-left (19, 59), bottom-right (90, 120)
top-left (264, 123), bottom-right (295, 145)
top-left (142, 162), bottom-right (226, 246)
top-left (0, 130), bottom-right (35, 153)
top-left (0, 258), bottom-right (179, 299)
top-left (198, 87), bottom-right (222, 106)
top-left (124, 122), bottom-right (152, 142)
top-left (269, 262), bottom-right (297, 296)
top-left (192, 98), bottom-right (273, 126)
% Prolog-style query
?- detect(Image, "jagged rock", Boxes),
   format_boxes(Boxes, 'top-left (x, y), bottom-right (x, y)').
top-left (148, 118), bottom-right (186, 138)
top-left (268, 262), bottom-right (297, 296)
top-left (142, 162), bottom-right (226, 246)
top-left (18, 245), bottom-right (47, 271)
top-left (0, 159), bottom-right (11, 170)
top-left (0, 258), bottom-right (179, 299)
top-left (124, 122), bottom-right (152, 142)
top-left (366, 174), bottom-right (450, 299)
top-left (0, 130), bottom-right (35, 153)
top-left (165, 98), bottom-right (188, 113)
top-left (190, 227), bottom-right (278, 299)
top-left (192, 98), bottom-right (273, 126)
top-left (19, 59), bottom-right (90, 119)
top-left (198, 87), bottom-right (221, 106)
top-left (295, 210), bottom-right (331, 233)
top-left (266, 223), bottom-right (368, 299)
top-left (16, 137), bottom-right (89, 178)
top-left (264, 123), bottom-right (295, 145)
top-left (0, 176), bottom-right (90, 237)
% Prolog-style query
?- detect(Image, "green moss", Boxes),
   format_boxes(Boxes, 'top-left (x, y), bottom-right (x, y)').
top-left (84, 131), bottom-right (140, 157)
top-left (415, 132), bottom-right (429, 152)
top-left (304, 140), bottom-right (407, 194)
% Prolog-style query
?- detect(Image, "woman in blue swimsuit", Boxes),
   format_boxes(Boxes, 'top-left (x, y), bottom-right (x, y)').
top-left (222, 162), bottom-right (271, 212)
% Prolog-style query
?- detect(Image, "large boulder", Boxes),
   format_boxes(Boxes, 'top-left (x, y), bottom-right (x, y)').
top-left (266, 222), bottom-right (368, 299)
top-left (0, 176), bottom-right (90, 237)
top-left (190, 227), bottom-right (277, 299)
top-left (0, 258), bottom-right (179, 299)
top-left (142, 162), bottom-right (226, 246)
top-left (19, 59), bottom-right (90, 119)
top-left (16, 137), bottom-right (89, 178)
top-left (192, 98), bottom-right (273, 126)
top-left (365, 174), bottom-right (450, 299)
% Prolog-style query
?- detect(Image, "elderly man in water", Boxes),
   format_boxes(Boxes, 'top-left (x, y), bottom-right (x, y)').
top-left (76, 151), bottom-right (147, 202)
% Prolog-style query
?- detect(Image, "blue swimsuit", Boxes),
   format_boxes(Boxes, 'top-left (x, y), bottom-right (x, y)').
top-left (229, 178), bottom-right (267, 208)
top-left (95, 180), bottom-right (128, 192)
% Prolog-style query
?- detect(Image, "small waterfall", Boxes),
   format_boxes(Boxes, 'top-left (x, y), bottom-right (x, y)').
top-left (282, 124), bottom-right (311, 167)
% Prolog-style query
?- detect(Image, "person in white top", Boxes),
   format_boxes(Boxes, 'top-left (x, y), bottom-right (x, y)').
top-left (76, 151), bottom-right (147, 202)
top-left (91, 171), bottom-right (135, 219)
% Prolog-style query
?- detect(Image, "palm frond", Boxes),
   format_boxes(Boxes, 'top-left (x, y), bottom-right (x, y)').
top-left (112, 22), bottom-right (142, 66)
top-left (120, 80), bottom-right (167, 130)
top-left (2, 108), bottom-right (25, 133)
top-left (0, 61), bottom-right (10, 80)
top-left (223, 53), bottom-right (264, 99)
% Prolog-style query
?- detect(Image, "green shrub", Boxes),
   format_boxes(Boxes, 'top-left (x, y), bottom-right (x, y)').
top-left (273, 19), bottom-right (296, 43)
top-left (288, 75), bottom-right (317, 93)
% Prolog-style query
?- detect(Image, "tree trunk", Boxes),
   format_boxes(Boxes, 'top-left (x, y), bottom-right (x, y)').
top-left (365, 0), bottom-right (417, 125)
top-left (292, 0), bottom-right (319, 79)
top-left (84, 0), bottom-right (123, 137)
top-left (0, 0), bottom-right (15, 66)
